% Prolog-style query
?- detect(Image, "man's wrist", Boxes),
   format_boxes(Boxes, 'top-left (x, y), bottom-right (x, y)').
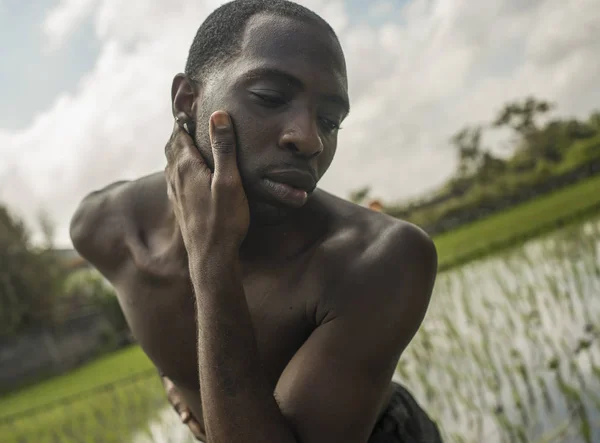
top-left (188, 248), bottom-right (241, 291)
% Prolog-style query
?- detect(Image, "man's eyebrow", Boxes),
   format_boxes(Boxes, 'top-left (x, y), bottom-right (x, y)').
top-left (322, 93), bottom-right (350, 116)
top-left (241, 67), bottom-right (350, 115)
top-left (242, 67), bottom-right (302, 88)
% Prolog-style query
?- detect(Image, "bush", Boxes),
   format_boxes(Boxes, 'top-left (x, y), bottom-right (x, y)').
top-left (62, 269), bottom-right (127, 333)
top-left (0, 206), bottom-right (64, 338)
top-left (562, 134), bottom-right (600, 169)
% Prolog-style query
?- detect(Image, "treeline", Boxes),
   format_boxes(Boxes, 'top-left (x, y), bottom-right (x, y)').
top-left (354, 97), bottom-right (600, 233)
top-left (0, 206), bottom-right (126, 340)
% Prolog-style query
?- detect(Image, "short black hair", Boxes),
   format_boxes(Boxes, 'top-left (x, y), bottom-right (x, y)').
top-left (184, 0), bottom-right (341, 82)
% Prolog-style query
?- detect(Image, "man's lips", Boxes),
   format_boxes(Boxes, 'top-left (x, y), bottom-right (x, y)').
top-left (262, 169), bottom-right (317, 193)
top-left (261, 169), bottom-right (317, 207)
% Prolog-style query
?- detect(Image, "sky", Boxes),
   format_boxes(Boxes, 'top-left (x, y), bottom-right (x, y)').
top-left (1, 0), bottom-right (599, 247)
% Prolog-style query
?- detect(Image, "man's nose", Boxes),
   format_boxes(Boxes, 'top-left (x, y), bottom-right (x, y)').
top-left (278, 112), bottom-right (324, 159)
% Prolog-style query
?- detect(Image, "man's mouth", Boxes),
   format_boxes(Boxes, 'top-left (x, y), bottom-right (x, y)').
top-left (264, 169), bottom-right (317, 193)
top-left (261, 169), bottom-right (317, 207)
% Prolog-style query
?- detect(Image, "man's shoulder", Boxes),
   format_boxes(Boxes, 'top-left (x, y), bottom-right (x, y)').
top-left (344, 216), bottom-right (437, 286)
top-left (318, 191), bottom-right (437, 305)
top-left (315, 194), bottom-right (437, 350)
top-left (70, 171), bottom-right (170, 278)
top-left (318, 190), bottom-right (436, 271)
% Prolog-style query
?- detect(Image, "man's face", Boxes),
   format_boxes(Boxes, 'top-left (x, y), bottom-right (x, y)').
top-left (188, 14), bottom-right (349, 222)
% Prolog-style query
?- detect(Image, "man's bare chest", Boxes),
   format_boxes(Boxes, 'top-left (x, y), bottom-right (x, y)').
top-left (116, 263), bottom-right (321, 389)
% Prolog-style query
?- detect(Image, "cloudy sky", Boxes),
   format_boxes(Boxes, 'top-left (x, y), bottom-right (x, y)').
top-left (1, 0), bottom-right (599, 247)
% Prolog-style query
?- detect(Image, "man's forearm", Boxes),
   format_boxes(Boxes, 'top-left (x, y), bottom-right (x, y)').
top-left (191, 256), bottom-right (298, 443)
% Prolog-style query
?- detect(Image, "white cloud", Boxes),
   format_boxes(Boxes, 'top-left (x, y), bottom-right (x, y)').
top-left (2, 0), bottom-right (600, 246)
top-left (43, 0), bottom-right (98, 50)
top-left (369, 1), bottom-right (394, 19)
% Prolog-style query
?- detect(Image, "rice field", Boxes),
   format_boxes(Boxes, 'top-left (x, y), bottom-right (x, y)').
top-left (434, 173), bottom-right (600, 271)
top-left (2, 216), bottom-right (599, 442)
top-left (1, 372), bottom-right (166, 443)
top-left (398, 216), bottom-right (600, 442)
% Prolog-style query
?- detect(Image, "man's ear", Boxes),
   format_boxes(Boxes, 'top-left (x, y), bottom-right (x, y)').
top-left (171, 73), bottom-right (200, 124)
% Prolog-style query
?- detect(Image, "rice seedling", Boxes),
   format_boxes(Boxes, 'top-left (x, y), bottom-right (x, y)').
top-left (396, 216), bottom-right (600, 442)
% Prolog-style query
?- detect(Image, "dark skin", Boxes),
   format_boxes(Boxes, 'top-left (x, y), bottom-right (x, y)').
top-left (70, 13), bottom-right (437, 443)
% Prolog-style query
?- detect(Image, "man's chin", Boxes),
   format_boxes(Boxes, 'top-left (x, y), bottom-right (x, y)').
top-left (248, 200), bottom-right (300, 226)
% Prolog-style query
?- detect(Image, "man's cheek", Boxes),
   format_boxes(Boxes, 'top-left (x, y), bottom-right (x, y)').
top-left (317, 147), bottom-right (336, 179)
top-left (191, 127), bottom-right (216, 171)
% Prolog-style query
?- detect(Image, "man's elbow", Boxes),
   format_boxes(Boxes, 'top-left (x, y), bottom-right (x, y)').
top-left (70, 181), bottom-right (129, 253)
top-left (69, 194), bottom-right (100, 256)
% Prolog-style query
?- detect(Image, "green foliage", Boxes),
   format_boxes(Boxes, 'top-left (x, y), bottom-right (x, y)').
top-left (433, 174), bottom-right (600, 270)
top-left (0, 346), bottom-right (154, 418)
top-left (62, 269), bottom-right (127, 333)
top-left (0, 374), bottom-right (166, 443)
top-left (560, 134), bottom-right (600, 171)
top-left (0, 346), bottom-right (167, 443)
top-left (0, 206), bottom-right (65, 338)
top-left (493, 96), bottom-right (554, 134)
top-left (452, 126), bottom-right (485, 177)
top-left (386, 98), bottom-right (600, 231)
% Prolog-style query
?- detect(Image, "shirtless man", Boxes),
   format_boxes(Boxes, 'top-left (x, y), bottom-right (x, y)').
top-left (69, 1), bottom-right (442, 441)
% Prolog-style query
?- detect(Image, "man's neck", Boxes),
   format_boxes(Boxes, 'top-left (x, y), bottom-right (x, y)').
top-left (239, 194), bottom-right (329, 263)
top-left (156, 193), bottom-right (330, 272)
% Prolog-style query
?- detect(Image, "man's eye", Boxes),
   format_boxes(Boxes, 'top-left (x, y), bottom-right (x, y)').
top-left (251, 92), bottom-right (286, 107)
top-left (319, 117), bottom-right (341, 133)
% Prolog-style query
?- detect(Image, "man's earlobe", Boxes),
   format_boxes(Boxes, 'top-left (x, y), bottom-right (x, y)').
top-left (175, 113), bottom-right (191, 134)
top-left (171, 73), bottom-right (198, 121)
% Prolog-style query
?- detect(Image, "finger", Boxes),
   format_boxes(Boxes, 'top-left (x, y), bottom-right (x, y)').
top-left (209, 111), bottom-right (240, 185)
top-left (166, 119), bottom-right (202, 165)
top-left (180, 407), bottom-right (191, 423)
top-left (162, 376), bottom-right (185, 409)
top-left (170, 398), bottom-right (182, 413)
top-left (187, 419), bottom-right (204, 440)
top-left (161, 375), bottom-right (175, 393)
top-left (164, 120), bottom-right (181, 164)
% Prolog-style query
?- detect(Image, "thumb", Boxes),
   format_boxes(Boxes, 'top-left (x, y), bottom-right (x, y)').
top-left (209, 111), bottom-right (239, 183)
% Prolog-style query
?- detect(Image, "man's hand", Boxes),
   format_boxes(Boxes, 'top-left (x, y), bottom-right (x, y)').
top-left (161, 375), bottom-right (204, 440)
top-left (164, 111), bottom-right (249, 264)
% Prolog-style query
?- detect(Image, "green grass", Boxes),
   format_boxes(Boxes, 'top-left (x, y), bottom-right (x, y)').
top-left (0, 345), bottom-right (154, 418)
top-left (433, 173), bottom-right (600, 270)
top-left (0, 346), bottom-right (163, 443)
top-left (0, 373), bottom-right (167, 443)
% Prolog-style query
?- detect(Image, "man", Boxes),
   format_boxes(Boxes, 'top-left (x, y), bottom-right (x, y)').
top-left (70, 1), bottom-right (442, 442)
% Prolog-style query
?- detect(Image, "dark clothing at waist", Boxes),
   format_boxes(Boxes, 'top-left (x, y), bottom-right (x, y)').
top-left (368, 382), bottom-right (443, 443)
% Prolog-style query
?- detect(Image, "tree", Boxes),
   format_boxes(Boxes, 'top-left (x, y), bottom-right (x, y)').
top-left (37, 209), bottom-right (56, 251)
top-left (63, 269), bottom-right (126, 333)
top-left (0, 204), bottom-right (62, 338)
top-left (493, 96), bottom-right (554, 135)
top-left (589, 112), bottom-right (600, 131)
top-left (493, 96), bottom-right (562, 164)
top-left (451, 126), bottom-right (484, 177)
top-left (478, 152), bottom-right (506, 182)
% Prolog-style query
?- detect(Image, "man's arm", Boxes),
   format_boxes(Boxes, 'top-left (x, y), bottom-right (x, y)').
top-left (70, 172), bottom-right (206, 429)
top-left (192, 221), bottom-right (436, 443)
top-left (275, 223), bottom-right (437, 442)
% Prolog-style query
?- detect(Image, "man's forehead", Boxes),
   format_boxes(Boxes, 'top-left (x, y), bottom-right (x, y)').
top-left (238, 13), bottom-right (347, 85)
